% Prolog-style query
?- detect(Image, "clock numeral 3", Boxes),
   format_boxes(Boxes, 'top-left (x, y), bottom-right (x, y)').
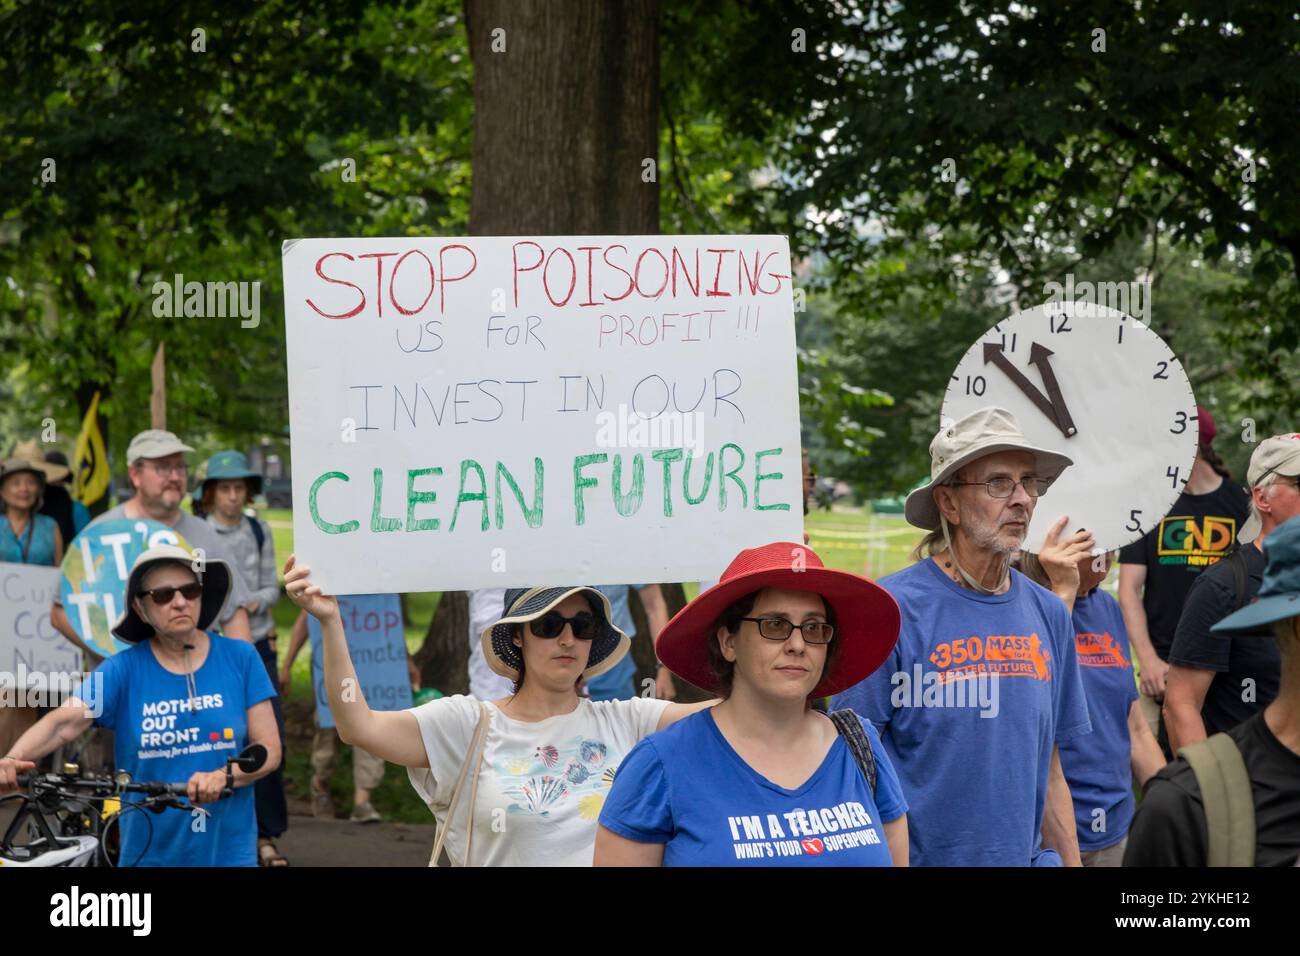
top-left (964, 375), bottom-right (986, 396)
top-left (1153, 361), bottom-right (1170, 380)
top-left (1166, 465), bottom-right (1181, 488)
top-left (1049, 314), bottom-right (1072, 334)
top-left (1126, 509), bottom-right (1143, 533)
top-left (1171, 411), bottom-right (1188, 434)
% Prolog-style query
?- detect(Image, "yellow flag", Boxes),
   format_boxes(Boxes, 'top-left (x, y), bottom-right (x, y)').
top-left (72, 391), bottom-right (110, 506)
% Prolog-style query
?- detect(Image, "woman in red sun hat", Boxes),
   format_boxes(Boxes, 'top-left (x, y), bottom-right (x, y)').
top-left (594, 541), bottom-right (909, 866)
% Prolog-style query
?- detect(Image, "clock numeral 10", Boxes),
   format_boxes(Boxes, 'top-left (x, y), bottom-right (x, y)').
top-left (1126, 509), bottom-right (1143, 533)
top-left (1166, 465), bottom-right (1181, 488)
top-left (965, 375), bottom-right (986, 396)
top-left (1171, 411), bottom-right (1188, 434)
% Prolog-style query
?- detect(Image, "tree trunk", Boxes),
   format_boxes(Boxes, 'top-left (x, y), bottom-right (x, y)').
top-left (418, 0), bottom-right (661, 693)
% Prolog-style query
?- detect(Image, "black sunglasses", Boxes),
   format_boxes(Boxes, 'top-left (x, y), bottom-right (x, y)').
top-left (140, 582), bottom-right (203, 605)
top-left (529, 610), bottom-right (599, 640)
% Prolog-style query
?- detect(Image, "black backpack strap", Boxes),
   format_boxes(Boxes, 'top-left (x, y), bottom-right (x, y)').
top-left (1227, 547), bottom-right (1249, 612)
top-left (829, 709), bottom-right (877, 793)
top-left (247, 514), bottom-right (266, 554)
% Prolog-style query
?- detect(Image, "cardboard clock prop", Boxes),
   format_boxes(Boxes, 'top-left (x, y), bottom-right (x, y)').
top-left (941, 301), bottom-right (1198, 555)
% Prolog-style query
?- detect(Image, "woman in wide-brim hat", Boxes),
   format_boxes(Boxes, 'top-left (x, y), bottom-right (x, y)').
top-left (595, 540), bottom-right (910, 867)
top-left (0, 545), bottom-right (281, 866)
top-left (282, 556), bottom-right (716, 867)
top-left (0, 458), bottom-right (64, 566)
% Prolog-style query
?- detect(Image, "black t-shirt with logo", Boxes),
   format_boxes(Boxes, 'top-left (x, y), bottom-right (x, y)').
top-left (1123, 712), bottom-right (1300, 866)
top-left (1169, 544), bottom-right (1279, 735)
top-left (1118, 479), bottom-right (1251, 659)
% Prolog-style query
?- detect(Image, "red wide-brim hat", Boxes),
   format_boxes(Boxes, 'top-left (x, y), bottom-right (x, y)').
top-left (657, 541), bottom-right (901, 698)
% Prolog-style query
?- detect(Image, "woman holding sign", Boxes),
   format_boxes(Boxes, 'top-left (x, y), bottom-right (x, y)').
top-left (0, 545), bottom-right (281, 866)
top-left (283, 554), bottom-right (715, 866)
top-left (594, 541), bottom-right (909, 866)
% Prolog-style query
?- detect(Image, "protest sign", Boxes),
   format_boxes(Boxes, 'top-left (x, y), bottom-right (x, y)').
top-left (307, 594), bottom-right (412, 729)
top-left (59, 518), bottom-right (190, 657)
top-left (282, 235), bottom-right (804, 593)
top-left (0, 562), bottom-right (79, 689)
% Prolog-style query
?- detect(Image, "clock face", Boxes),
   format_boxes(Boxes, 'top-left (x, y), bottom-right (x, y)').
top-left (941, 301), bottom-right (1198, 555)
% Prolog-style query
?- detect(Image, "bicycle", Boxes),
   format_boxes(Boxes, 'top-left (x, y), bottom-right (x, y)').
top-left (0, 743), bottom-right (267, 867)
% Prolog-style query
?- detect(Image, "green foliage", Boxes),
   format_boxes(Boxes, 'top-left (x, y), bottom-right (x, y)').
top-left (0, 0), bottom-right (470, 457)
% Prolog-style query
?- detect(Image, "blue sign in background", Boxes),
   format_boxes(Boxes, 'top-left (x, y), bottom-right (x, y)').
top-left (308, 593), bottom-right (412, 728)
top-left (59, 518), bottom-right (189, 657)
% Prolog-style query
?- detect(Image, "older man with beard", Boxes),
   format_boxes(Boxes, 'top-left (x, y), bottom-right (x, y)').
top-left (833, 407), bottom-right (1094, 866)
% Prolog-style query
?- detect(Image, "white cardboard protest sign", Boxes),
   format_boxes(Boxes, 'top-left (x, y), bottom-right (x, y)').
top-left (282, 235), bottom-right (804, 593)
top-left (1, 562), bottom-right (80, 687)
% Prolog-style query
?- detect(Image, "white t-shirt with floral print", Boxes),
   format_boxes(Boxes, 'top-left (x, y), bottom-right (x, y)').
top-left (407, 694), bottom-right (669, 866)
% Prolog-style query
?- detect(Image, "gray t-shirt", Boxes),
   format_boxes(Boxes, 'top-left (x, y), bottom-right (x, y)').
top-left (206, 514), bottom-right (279, 640)
top-left (88, 504), bottom-right (252, 627)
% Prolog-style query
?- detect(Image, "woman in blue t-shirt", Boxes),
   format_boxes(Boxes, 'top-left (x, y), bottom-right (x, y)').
top-left (0, 545), bottom-right (280, 866)
top-left (595, 541), bottom-right (910, 867)
top-left (1016, 548), bottom-right (1166, 865)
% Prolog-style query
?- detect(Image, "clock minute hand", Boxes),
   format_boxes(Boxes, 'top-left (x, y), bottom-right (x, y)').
top-left (982, 342), bottom-right (1061, 428)
top-left (1028, 342), bottom-right (1078, 438)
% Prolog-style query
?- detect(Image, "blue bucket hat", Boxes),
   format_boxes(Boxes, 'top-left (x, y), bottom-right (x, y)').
top-left (481, 587), bottom-right (630, 683)
top-left (1212, 515), bottom-right (1300, 634)
top-left (199, 450), bottom-right (263, 497)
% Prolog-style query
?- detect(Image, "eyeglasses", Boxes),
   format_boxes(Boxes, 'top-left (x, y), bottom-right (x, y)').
top-left (949, 476), bottom-right (1052, 498)
top-left (145, 462), bottom-right (188, 477)
top-left (141, 583), bottom-right (203, 605)
top-left (739, 617), bottom-right (835, 644)
top-left (529, 611), bottom-right (598, 641)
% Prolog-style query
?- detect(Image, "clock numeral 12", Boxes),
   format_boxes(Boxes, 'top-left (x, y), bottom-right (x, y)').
top-left (1126, 509), bottom-right (1143, 533)
top-left (965, 375), bottom-right (986, 396)
top-left (1050, 314), bottom-right (1072, 333)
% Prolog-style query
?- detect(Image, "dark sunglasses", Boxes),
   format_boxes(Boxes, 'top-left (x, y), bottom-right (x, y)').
top-left (140, 582), bottom-right (203, 605)
top-left (529, 610), bottom-right (599, 640)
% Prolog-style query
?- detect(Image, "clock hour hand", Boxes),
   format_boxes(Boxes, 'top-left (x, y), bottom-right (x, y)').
top-left (982, 342), bottom-right (1061, 430)
top-left (1028, 342), bottom-right (1077, 438)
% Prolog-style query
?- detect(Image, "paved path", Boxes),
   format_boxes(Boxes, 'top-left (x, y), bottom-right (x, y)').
top-left (0, 803), bottom-right (436, 867)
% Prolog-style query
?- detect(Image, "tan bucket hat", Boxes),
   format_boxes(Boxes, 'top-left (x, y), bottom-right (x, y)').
top-left (8, 439), bottom-right (70, 483)
top-left (905, 406), bottom-right (1074, 531)
top-left (1240, 433), bottom-right (1300, 544)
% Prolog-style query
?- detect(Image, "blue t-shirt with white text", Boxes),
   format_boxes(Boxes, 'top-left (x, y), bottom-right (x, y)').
top-left (598, 708), bottom-right (907, 866)
top-left (831, 560), bottom-right (1091, 866)
top-left (1058, 588), bottom-right (1139, 851)
top-left (76, 634), bottom-right (275, 866)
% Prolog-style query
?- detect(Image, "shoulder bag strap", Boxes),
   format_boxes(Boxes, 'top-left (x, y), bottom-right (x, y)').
top-left (828, 709), bottom-right (877, 793)
top-left (428, 701), bottom-right (492, 867)
top-left (1177, 733), bottom-right (1256, 867)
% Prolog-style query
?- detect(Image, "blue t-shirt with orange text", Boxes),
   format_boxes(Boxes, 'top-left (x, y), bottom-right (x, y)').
top-left (832, 559), bottom-right (1091, 866)
top-left (1059, 588), bottom-right (1139, 851)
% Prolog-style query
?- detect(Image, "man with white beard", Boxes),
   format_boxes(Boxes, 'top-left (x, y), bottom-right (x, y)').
top-left (833, 407), bottom-right (1093, 866)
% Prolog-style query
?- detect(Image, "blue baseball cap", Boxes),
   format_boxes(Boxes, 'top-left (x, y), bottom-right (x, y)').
top-left (199, 450), bottom-right (263, 497)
